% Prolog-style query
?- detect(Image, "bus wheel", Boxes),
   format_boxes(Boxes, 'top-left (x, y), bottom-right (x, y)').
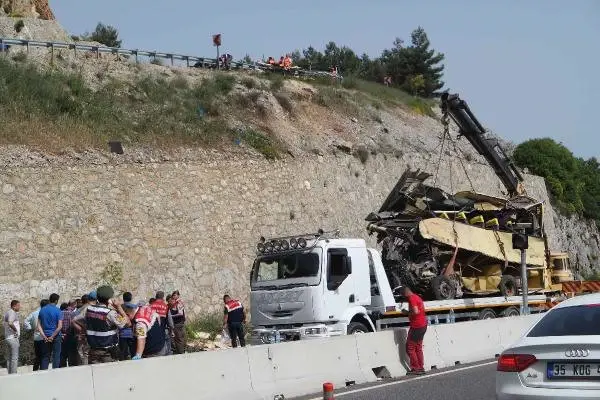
top-left (431, 275), bottom-right (456, 300)
top-left (499, 275), bottom-right (517, 297)
top-left (478, 308), bottom-right (496, 320)
top-left (502, 306), bottom-right (520, 317)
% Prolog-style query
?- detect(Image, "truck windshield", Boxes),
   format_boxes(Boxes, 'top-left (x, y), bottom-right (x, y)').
top-left (251, 249), bottom-right (322, 289)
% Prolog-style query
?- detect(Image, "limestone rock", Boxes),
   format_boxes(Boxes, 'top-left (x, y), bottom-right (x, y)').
top-left (0, 0), bottom-right (54, 19)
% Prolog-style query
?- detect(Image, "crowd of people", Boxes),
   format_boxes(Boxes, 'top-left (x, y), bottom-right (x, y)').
top-left (2, 285), bottom-right (245, 374)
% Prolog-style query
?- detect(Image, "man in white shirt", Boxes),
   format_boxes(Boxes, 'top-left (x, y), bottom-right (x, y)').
top-left (3, 300), bottom-right (21, 374)
top-left (23, 299), bottom-right (49, 371)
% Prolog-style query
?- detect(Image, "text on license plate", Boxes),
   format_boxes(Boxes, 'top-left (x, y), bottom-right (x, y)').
top-left (548, 363), bottom-right (600, 379)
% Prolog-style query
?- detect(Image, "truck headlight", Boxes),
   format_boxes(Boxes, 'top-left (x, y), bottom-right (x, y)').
top-left (305, 327), bottom-right (327, 335)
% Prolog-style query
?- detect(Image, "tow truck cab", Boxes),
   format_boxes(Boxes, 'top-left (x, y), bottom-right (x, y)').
top-left (250, 231), bottom-right (396, 343)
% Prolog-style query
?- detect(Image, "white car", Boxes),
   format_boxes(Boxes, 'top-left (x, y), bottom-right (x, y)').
top-left (496, 293), bottom-right (600, 399)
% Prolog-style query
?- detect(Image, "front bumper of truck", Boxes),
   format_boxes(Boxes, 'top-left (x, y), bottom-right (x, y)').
top-left (251, 323), bottom-right (343, 344)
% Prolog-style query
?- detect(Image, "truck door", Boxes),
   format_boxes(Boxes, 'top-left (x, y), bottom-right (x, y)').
top-left (323, 248), bottom-right (354, 321)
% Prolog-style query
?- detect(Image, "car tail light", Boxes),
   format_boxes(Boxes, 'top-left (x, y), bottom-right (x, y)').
top-left (497, 354), bottom-right (537, 372)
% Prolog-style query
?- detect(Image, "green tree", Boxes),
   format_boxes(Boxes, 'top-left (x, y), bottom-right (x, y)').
top-left (513, 138), bottom-right (600, 223)
top-left (87, 22), bottom-right (122, 48)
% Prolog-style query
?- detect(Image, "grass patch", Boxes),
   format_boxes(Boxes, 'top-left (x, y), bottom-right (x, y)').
top-left (267, 73), bottom-right (285, 91)
top-left (185, 312), bottom-right (223, 340)
top-left (274, 92), bottom-right (294, 114)
top-left (407, 97), bottom-right (436, 117)
top-left (314, 86), bottom-right (360, 116)
top-left (240, 76), bottom-right (257, 89)
top-left (0, 58), bottom-right (243, 150)
top-left (240, 128), bottom-right (283, 159)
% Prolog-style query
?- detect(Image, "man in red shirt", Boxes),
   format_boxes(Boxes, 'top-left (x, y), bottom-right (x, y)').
top-left (402, 286), bottom-right (428, 375)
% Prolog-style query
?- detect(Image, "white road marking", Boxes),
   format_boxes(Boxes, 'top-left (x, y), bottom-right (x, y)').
top-left (306, 360), bottom-right (497, 399)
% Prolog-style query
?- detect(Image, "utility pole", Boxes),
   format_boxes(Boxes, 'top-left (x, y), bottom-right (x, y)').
top-left (512, 227), bottom-right (529, 315)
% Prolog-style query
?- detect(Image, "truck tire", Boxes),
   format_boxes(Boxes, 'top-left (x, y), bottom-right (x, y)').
top-left (347, 322), bottom-right (369, 335)
top-left (431, 275), bottom-right (456, 300)
top-left (502, 306), bottom-right (520, 317)
top-left (478, 308), bottom-right (496, 320)
top-left (499, 275), bottom-right (517, 297)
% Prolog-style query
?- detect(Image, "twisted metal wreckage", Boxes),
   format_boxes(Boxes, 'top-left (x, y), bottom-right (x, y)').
top-left (366, 93), bottom-right (570, 301)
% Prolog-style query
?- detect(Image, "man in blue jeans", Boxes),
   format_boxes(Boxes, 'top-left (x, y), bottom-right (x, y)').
top-left (37, 293), bottom-right (63, 370)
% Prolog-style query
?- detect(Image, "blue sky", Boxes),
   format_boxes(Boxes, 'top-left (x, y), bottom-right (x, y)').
top-left (52, 0), bottom-right (599, 159)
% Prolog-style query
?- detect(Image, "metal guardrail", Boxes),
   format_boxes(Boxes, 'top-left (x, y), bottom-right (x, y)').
top-left (0, 37), bottom-right (342, 79)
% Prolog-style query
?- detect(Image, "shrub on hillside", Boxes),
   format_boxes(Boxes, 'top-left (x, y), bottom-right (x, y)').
top-left (513, 138), bottom-right (600, 224)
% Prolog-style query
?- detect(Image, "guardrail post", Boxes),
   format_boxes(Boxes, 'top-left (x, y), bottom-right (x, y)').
top-left (26, 40), bottom-right (29, 53)
top-left (185, 56), bottom-right (189, 68)
top-left (134, 50), bottom-right (138, 64)
top-left (50, 43), bottom-right (54, 65)
top-left (170, 54), bottom-right (174, 66)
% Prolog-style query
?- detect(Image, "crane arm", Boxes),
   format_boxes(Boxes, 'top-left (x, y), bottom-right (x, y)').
top-left (440, 92), bottom-right (525, 197)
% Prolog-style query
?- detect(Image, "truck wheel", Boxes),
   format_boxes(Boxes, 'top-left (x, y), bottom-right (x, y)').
top-left (431, 275), bottom-right (456, 300)
top-left (499, 275), bottom-right (517, 297)
top-left (478, 308), bottom-right (496, 320)
top-left (347, 322), bottom-right (369, 335)
top-left (502, 306), bottom-right (520, 317)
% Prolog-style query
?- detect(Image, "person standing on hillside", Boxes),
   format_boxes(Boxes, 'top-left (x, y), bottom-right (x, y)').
top-left (169, 290), bottom-right (186, 354)
top-left (37, 293), bottom-right (63, 370)
top-left (3, 300), bottom-right (21, 374)
top-left (150, 291), bottom-right (172, 353)
top-left (24, 299), bottom-right (50, 371)
top-left (401, 286), bottom-right (428, 375)
top-left (223, 295), bottom-right (247, 348)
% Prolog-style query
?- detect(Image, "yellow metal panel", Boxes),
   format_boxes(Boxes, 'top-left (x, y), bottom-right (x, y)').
top-left (419, 218), bottom-right (546, 267)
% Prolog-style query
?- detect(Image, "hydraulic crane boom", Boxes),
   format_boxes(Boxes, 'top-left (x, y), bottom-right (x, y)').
top-left (440, 92), bottom-right (525, 197)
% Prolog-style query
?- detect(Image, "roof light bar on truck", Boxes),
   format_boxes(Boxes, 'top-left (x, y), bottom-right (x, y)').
top-left (255, 229), bottom-right (340, 256)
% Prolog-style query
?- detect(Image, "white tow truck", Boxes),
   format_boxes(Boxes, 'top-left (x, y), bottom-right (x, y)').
top-left (250, 229), bottom-right (549, 344)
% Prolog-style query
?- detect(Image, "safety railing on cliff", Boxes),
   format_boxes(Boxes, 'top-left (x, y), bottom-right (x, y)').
top-left (0, 37), bottom-right (342, 80)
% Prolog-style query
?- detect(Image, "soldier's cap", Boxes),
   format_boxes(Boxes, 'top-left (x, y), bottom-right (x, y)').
top-left (123, 302), bottom-right (138, 310)
top-left (96, 285), bottom-right (114, 300)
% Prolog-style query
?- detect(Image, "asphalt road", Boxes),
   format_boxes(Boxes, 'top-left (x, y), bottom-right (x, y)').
top-left (293, 360), bottom-right (497, 400)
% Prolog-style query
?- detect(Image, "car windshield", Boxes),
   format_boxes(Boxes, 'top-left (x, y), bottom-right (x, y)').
top-left (251, 250), bottom-right (321, 289)
top-left (528, 305), bottom-right (600, 337)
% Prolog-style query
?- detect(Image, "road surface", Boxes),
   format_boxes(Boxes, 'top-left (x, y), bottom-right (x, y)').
top-left (293, 360), bottom-right (496, 400)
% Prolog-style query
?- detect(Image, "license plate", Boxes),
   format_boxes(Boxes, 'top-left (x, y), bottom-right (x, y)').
top-left (547, 363), bottom-right (600, 379)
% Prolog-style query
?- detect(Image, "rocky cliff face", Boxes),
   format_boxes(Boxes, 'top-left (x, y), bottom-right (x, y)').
top-left (0, 18), bottom-right (598, 314)
top-left (0, 0), bottom-right (54, 19)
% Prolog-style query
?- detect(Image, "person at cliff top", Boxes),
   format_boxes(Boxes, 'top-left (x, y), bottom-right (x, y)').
top-left (169, 290), bottom-right (186, 354)
top-left (223, 294), bottom-right (247, 348)
top-left (123, 300), bottom-right (168, 359)
top-left (72, 285), bottom-right (130, 364)
top-left (401, 286), bottom-right (428, 376)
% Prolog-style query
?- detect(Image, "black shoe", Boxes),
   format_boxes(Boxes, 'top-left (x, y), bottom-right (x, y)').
top-left (414, 369), bottom-right (426, 375)
top-left (406, 370), bottom-right (416, 376)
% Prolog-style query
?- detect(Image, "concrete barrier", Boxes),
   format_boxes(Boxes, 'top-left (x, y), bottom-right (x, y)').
top-left (0, 365), bottom-right (94, 400)
top-left (497, 314), bottom-right (541, 350)
top-left (431, 318), bottom-right (502, 367)
top-left (92, 348), bottom-right (260, 400)
top-left (0, 315), bottom-right (543, 400)
top-left (249, 335), bottom-right (368, 399)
